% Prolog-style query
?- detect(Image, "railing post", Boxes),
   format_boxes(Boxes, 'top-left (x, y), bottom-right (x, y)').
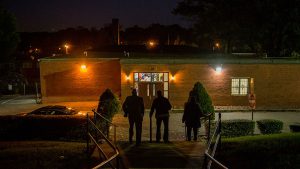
top-left (207, 115), bottom-right (211, 143)
top-left (116, 156), bottom-right (120, 169)
top-left (106, 121), bottom-right (110, 139)
top-left (218, 112), bottom-right (222, 149)
top-left (86, 113), bottom-right (89, 157)
top-left (150, 117), bottom-right (152, 143)
top-left (114, 126), bottom-right (117, 144)
top-left (94, 112), bottom-right (99, 142)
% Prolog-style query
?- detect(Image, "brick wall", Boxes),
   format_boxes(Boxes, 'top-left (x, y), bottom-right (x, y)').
top-left (40, 58), bottom-right (121, 102)
top-left (121, 63), bottom-right (300, 109)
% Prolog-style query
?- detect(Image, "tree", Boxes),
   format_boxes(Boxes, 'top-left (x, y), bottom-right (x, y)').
top-left (190, 82), bottom-right (214, 120)
top-left (96, 89), bottom-right (121, 136)
top-left (0, 6), bottom-right (19, 62)
top-left (96, 89), bottom-right (121, 121)
top-left (173, 0), bottom-right (300, 57)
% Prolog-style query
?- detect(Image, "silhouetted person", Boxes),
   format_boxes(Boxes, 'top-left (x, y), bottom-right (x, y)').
top-left (182, 96), bottom-right (203, 141)
top-left (122, 89), bottom-right (144, 145)
top-left (150, 90), bottom-right (172, 143)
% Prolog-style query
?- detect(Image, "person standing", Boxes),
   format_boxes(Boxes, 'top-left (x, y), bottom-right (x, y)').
top-left (122, 89), bottom-right (144, 145)
top-left (182, 96), bottom-right (203, 141)
top-left (150, 90), bottom-right (172, 143)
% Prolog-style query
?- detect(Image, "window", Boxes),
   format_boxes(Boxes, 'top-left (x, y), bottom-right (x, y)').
top-left (231, 78), bottom-right (249, 95)
top-left (133, 72), bottom-right (169, 98)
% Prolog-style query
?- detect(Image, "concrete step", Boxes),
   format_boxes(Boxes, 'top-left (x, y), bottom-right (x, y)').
top-left (117, 141), bottom-right (206, 168)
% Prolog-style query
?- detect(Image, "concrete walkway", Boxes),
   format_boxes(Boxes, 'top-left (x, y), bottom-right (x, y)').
top-left (117, 141), bottom-right (205, 168)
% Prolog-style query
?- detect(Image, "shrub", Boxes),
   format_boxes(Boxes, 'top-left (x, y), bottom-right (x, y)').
top-left (96, 89), bottom-right (121, 121)
top-left (257, 119), bottom-right (283, 134)
top-left (190, 82), bottom-right (215, 120)
top-left (290, 124), bottom-right (300, 132)
top-left (221, 119), bottom-right (255, 137)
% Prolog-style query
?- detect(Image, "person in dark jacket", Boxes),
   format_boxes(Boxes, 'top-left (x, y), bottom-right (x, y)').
top-left (122, 89), bottom-right (144, 145)
top-left (182, 96), bottom-right (203, 141)
top-left (150, 90), bottom-right (172, 143)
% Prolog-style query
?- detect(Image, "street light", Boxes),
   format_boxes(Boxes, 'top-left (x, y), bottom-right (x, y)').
top-left (64, 44), bottom-right (69, 54)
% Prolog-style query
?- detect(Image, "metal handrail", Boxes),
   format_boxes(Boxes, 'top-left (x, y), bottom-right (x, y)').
top-left (92, 109), bottom-right (118, 128)
top-left (87, 113), bottom-right (120, 169)
top-left (92, 109), bottom-right (118, 143)
top-left (183, 112), bottom-right (213, 141)
top-left (204, 113), bottom-right (228, 169)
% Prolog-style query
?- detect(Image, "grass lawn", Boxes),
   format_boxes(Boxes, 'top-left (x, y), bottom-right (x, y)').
top-left (216, 133), bottom-right (300, 169)
top-left (0, 141), bottom-right (89, 169)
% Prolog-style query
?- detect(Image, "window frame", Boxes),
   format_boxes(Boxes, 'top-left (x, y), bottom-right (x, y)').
top-left (231, 77), bottom-right (250, 96)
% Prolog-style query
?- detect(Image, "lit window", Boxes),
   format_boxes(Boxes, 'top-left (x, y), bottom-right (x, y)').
top-left (231, 78), bottom-right (249, 95)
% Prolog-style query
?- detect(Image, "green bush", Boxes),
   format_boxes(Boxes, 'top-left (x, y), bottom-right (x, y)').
top-left (0, 115), bottom-right (86, 141)
top-left (290, 124), bottom-right (300, 132)
top-left (96, 89), bottom-right (121, 121)
top-left (257, 119), bottom-right (283, 134)
top-left (221, 119), bottom-right (255, 137)
top-left (190, 82), bottom-right (215, 120)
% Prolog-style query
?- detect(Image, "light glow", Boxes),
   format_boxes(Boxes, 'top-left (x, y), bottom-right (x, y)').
top-left (170, 75), bottom-right (175, 81)
top-left (216, 66), bottom-right (222, 74)
top-left (80, 64), bottom-right (87, 72)
top-left (126, 75), bottom-right (130, 81)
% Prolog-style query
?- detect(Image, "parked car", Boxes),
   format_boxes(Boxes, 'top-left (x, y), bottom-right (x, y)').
top-left (26, 105), bottom-right (79, 115)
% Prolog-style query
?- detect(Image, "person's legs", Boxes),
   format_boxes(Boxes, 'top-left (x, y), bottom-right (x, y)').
top-left (129, 118), bottom-right (134, 143)
top-left (162, 117), bottom-right (169, 142)
top-left (187, 126), bottom-right (192, 141)
top-left (156, 118), bottom-right (162, 142)
top-left (136, 120), bottom-right (142, 145)
top-left (193, 127), bottom-right (199, 141)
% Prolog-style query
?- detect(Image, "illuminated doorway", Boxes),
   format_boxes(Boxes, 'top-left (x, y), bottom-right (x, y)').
top-left (133, 72), bottom-right (169, 108)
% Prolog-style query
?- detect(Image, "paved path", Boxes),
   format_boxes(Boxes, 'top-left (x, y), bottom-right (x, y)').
top-left (117, 141), bottom-right (205, 168)
top-left (111, 111), bottom-right (300, 142)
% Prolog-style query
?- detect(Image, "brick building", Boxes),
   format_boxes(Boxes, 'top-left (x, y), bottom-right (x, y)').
top-left (39, 53), bottom-right (300, 109)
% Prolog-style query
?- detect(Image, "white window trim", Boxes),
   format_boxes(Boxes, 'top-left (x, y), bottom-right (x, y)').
top-left (231, 77), bottom-right (250, 96)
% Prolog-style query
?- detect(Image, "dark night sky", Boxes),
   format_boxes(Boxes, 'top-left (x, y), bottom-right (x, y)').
top-left (1, 0), bottom-right (190, 32)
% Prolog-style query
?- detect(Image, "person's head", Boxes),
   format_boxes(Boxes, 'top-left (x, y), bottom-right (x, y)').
top-left (132, 89), bottom-right (137, 96)
top-left (157, 90), bottom-right (162, 97)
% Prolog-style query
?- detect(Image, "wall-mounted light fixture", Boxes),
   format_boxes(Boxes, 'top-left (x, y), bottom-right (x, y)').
top-left (80, 64), bottom-right (87, 72)
top-left (213, 64), bottom-right (223, 74)
top-left (126, 75), bottom-right (130, 81)
top-left (170, 75), bottom-right (175, 81)
top-left (216, 65), bottom-right (222, 73)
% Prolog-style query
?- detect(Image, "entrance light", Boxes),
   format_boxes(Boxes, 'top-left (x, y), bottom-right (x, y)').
top-left (80, 64), bottom-right (87, 72)
top-left (170, 75), bottom-right (175, 81)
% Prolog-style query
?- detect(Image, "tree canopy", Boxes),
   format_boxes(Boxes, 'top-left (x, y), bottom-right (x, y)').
top-left (173, 0), bottom-right (300, 57)
top-left (0, 6), bottom-right (19, 62)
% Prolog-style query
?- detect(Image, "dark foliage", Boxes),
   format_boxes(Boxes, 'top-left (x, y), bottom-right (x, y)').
top-left (174, 0), bottom-right (300, 57)
top-left (221, 119), bottom-right (255, 137)
top-left (257, 119), bottom-right (283, 134)
top-left (0, 6), bottom-right (20, 62)
top-left (290, 124), bottom-right (300, 132)
top-left (190, 82), bottom-right (215, 120)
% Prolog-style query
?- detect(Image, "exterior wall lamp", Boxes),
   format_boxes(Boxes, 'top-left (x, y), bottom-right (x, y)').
top-left (80, 64), bottom-right (87, 72)
top-left (216, 66), bottom-right (222, 73)
top-left (170, 75), bottom-right (175, 81)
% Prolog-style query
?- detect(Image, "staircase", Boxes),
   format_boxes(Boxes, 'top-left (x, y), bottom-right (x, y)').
top-left (117, 141), bottom-right (206, 168)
